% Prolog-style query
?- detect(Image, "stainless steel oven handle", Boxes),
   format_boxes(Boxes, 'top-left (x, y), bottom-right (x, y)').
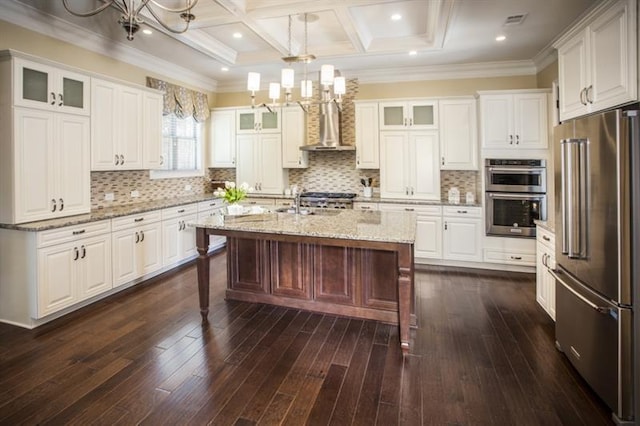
top-left (549, 269), bottom-right (611, 314)
top-left (487, 167), bottom-right (544, 173)
top-left (487, 192), bottom-right (544, 200)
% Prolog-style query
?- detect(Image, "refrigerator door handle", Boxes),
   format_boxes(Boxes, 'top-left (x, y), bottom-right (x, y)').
top-left (560, 140), bottom-right (571, 255)
top-left (550, 269), bottom-right (612, 315)
top-left (578, 139), bottom-right (588, 258)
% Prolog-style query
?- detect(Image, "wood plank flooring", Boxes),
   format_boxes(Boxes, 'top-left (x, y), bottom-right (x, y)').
top-left (0, 251), bottom-right (613, 425)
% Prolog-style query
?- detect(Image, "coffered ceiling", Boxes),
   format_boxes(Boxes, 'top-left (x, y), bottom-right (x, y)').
top-left (2, 0), bottom-right (599, 92)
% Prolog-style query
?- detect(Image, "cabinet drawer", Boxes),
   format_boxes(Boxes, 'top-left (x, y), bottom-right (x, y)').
top-left (241, 197), bottom-right (275, 206)
top-left (353, 202), bottom-right (379, 211)
top-left (111, 210), bottom-right (161, 232)
top-left (537, 226), bottom-right (555, 250)
top-left (274, 199), bottom-right (294, 207)
top-left (161, 203), bottom-right (198, 221)
top-left (37, 219), bottom-right (112, 248)
top-left (198, 199), bottom-right (224, 212)
top-left (442, 206), bottom-right (481, 217)
top-left (379, 203), bottom-right (442, 215)
top-left (483, 248), bottom-right (536, 266)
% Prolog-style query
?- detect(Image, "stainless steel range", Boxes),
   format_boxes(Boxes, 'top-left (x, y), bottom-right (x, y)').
top-left (299, 192), bottom-right (356, 209)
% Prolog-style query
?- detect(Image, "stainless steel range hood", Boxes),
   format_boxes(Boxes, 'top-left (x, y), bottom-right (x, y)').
top-left (300, 95), bottom-right (355, 151)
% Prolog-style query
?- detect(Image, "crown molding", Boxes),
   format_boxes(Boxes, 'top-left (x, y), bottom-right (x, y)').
top-left (0, 0), bottom-right (218, 92)
top-left (215, 59), bottom-right (538, 92)
top-left (532, 45), bottom-right (558, 72)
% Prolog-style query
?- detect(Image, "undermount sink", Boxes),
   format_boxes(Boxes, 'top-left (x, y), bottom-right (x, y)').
top-left (275, 207), bottom-right (341, 216)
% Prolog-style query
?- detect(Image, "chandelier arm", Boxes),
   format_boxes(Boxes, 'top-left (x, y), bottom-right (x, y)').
top-left (148, 0), bottom-right (199, 14)
top-left (144, 3), bottom-right (192, 34)
top-left (133, 0), bottom-right (154, 16)
top-left (62, 0), bottom-right (120, 17)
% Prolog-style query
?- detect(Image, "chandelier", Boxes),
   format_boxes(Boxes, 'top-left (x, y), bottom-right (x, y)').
top-left (62, 0), bottom-right (198, 41)
top-left (247, 13), bottom-right (346, 111)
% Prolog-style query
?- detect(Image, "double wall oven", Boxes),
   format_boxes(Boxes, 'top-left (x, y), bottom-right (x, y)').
top-left (485, 159), bottom-right (547, 238)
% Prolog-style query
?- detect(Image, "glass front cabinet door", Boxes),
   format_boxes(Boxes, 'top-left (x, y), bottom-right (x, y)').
top-left (14, 58), bottom-right (90, 116)
top-left (379, 100), bottom-right (438, 130)
top-left (236, 108), bottom-right (281, 134)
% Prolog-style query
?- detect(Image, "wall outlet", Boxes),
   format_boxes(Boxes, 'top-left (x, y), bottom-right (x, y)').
top-left (130, 190), bottom-right (140, 198)
top-left (104, 193), bottom-right (115, 201)
top-left (185, 184), bottom-right (192, 191)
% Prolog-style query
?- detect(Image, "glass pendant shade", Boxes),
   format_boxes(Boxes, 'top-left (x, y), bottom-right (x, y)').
top-left (320, 65), bottom-right (335, 85)
top-left (247, 72), bottom-right (260, 91)
top-left (269, 82), bottom-right (280, 101)
top-left (334, 76), bottom-right (346, 95)
top-left (281, 68), bottom-right (294, 89)
top-left (300, 80), bottom-right (313, 98)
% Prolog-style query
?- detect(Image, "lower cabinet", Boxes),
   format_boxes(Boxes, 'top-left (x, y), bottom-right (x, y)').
top-left (536, 226), bottom-right (556, 320)
top-left (111, 212), bottom-right (162, 288)
top-left (442, 206), bottom-right (482, 262)
top-left (378, 204), bottom-right (443, 260)
top-left (36, 226), bottom-right (112, 318)
top-left (161, 203), bottom-right (198, 266)
top-left (197, 199), bottom-right (226, 251)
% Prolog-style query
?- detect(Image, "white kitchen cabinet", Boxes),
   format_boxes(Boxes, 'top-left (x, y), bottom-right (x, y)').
top-left (378, 204), bottom-right (443, 260)
top-left (209, 109), bottom-right (236, 168)
top-left (353, 202), bottom-right (379, 211)
top-left (197, 199), bottom-right (226, 251)
top-left (442, 206), bottom-right (482, 262)
top-left (13, 57), bottom-right (90, 115)
top-left (91, 78), bottom-right (145, 170)
top-left (536, 226), bottom-right (556, 320)
top-left (439, 98), bottom-right (478, 170)
top-left (355, 101), bottom-right (379, 169)
top-left (281, 106), bottom-right (308, 168)
top-left (479, 91), bottom-right (548, 149)
top-left (35, 222), bottom-right (112, 318)
top-left (143, 91), bottom-right (164, 169)
top-left (111, 212), bottom-right (163, 288)
top-left (9, 108), bottom-right (90, 224)
top-left (236, 133), bottom-right (287, 194)
top-left (236, 108), bottom-right (281, 134)
top-left (379, 100), bottom-right (438, 130)
top-left (161, 203), bottom-right (198, 267)
top-left (555, 0), bottom-right (637, 121)
top-left (379, 131), bottom-right (440, 200)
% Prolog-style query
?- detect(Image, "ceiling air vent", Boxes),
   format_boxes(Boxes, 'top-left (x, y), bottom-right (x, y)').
top-left (503, 13), bottom-right (527, 26)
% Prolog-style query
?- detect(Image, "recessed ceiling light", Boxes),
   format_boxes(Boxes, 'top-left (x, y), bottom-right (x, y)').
top-left (409, 50), bottom-right (417, 56)
top-left (391, 14), bottom-right (402, 21)
top-left (142, 29), bottom-right (152, 35)
top-left (496, 35), bottom-right (506, 42)
top-left (221, 67), bottom-right (229, 72)
top-left (233, 32), bottom-right (243, 39)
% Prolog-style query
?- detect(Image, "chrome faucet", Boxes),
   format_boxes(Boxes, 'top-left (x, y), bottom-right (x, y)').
top-left (294, 188), bottom-right (305, 214)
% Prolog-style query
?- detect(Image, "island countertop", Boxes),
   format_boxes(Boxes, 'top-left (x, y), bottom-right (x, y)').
top-left (189, 209), bottom-right (417, 244)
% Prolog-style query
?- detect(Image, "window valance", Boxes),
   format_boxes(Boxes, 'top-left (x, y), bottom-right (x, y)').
top-left (146, 77), bottom-right (210, 122)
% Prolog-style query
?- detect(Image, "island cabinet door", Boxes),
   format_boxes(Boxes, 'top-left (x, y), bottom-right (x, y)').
top-left (270, 241), bottom-right (312, 299)
top-left (361, 249), bottom-right (398, 311)
top-left (227, 238), bottom-right (269, 294)
top-left (313, 245), bottom-right (357, 306)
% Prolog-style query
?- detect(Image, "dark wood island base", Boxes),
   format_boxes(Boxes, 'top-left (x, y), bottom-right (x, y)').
top-left (196, 227), bottom-right (415, 354)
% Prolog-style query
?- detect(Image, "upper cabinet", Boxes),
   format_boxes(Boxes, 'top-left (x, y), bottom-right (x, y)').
top-left (355, 101), bottom-right (379, 169)
top-left (13, 58), bottom-right (90, 116)
top-left (91, 78), bottom-right (163, 171)
top-left (236, 108), bottom-right (281, 134)
top-left (209, 109), bottom-right (237, 168)
top-left (378, 100), bottom-right (438, 130)
top-left (439, 98), bottom-right (478, 170)
top-left (478, 90), bottom-right (549, 150)
top-left (555, 0), bottom-right (637, 121)
top-left (281, 106), bottom-right (308, 168)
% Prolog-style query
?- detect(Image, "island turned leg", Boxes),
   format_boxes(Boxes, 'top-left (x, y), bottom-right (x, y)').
top-left (196, 227), bottom-right (210, 322)
top-left (397, 244), bottom-right (413, 354)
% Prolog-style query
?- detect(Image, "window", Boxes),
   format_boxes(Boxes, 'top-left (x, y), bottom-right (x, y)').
top-left (151, 114), bottom-right (204, 178)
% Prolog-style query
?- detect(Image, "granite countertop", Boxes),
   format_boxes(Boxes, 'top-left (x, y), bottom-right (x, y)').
top-left (353, 195), bottom-right (482, 207)
top-left (534, 219), bottom-right (555, 233)
top-left (190, 209), bottom-right (417, 244)
top-left (0, 193), bottom-right (220, 232)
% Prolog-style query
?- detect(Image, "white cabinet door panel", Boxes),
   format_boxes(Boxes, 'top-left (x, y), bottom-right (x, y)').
top-left (415, 215), bottom-right (442, 259)
top-left (112, 230), bottom-right (137, 288)
top-left (56, 114), bottom-right (90, 216)
top-left (380, 133), bottom-right (408, 198)
top-left (37, 243), bottom-right (76, 317)
top-left (78, 236), bottom-right (112, 300)
top-left (411, 132), bottom-right (440, 200)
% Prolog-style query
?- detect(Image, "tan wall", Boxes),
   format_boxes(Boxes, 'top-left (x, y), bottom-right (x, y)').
top-left (0, 20), bottom-right (216, 106)
top-left (536, 60), bottom-right (559, 89)
top-left (214, 75), bottom-right (539, 107)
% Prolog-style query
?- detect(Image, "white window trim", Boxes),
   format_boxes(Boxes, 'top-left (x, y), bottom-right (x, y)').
top-left (150, 114), bottom-right (205, 180)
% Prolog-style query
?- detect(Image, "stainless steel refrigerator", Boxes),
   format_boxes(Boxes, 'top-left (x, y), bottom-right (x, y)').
top-left (553, 105), bottom-right (638, 424)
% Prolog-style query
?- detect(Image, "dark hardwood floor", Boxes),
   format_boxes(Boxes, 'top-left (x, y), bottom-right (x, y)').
top-left (0, 251), bottom-right (613, 425)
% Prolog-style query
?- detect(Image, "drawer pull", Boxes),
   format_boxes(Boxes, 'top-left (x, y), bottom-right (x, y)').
top-left (177, 209), bottom-right (185, 213)
top-left (134, 218), bottom-right (144, 222)
top-left (457, 210), bottom-right (467, 214)
top-left (404, 208), bottom-right (414, 211)
top-left (361, 206), bottom-right (370, 210)
top-left (72, 229), bottom-right (86, 235)
top-left (510, 256), bottom-right (522, 260)
top-left (542, 235), bottom-right (551, 241)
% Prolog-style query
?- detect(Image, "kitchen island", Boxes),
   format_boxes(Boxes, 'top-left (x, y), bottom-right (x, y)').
top-left (192, 209), bottom-right (416, 353)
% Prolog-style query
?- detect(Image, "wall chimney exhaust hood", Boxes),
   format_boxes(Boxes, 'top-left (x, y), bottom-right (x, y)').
top-left (300, 98), bottom-right (355, 151)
